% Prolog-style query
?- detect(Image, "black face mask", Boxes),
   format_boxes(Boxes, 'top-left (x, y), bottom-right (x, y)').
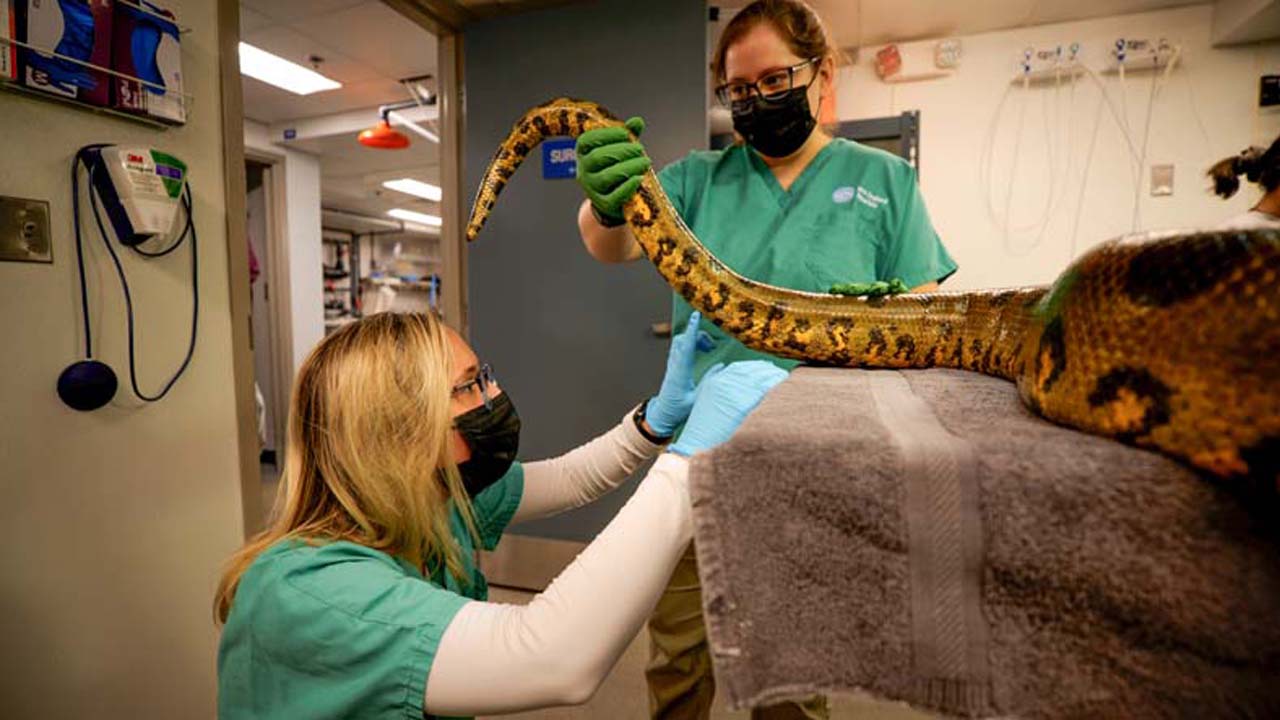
top-left (731, 84), bottom-right (818, 159)
top-left (453, 391), bottom-right (521, 498)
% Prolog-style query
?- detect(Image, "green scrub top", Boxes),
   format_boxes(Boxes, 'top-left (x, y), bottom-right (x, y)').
top-left (658, 138), bottom-right (957, 382)
top-left (217, 464), bottom-right (525, 720)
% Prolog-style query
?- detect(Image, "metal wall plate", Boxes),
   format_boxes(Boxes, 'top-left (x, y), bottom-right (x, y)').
top-left (1151, 164), bottom-right (1174, 197)
top-left (0, 195), bottom-right (53, 263)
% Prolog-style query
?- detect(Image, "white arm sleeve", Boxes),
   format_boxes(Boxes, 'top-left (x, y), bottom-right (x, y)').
top-left (512, 410), bottom-right (665, 524)
top-left (424, 454), bottom-right (691, 716)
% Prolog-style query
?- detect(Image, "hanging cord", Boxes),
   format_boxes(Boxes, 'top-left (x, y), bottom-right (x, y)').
top-left (1079, 65), bottom-right (1143, 173)
top-left (71, 144), bottom-right (114, 359)
top-left (1031, 67), bottom-right (1078, 253)
top-left (1068, 92), bottom-right (1107, 260)
top-left (1130, 46), bottom-right (1181, 232)
top-left (1131, 63), bottom-right (1160, 231)
top-left (72, 147), bottom-right (199, 402)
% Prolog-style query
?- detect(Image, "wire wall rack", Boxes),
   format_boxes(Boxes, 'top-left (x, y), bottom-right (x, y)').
top-left (0, 11), bottom-right (193, 130)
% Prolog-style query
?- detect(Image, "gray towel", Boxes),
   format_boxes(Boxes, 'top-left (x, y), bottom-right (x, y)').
top-left (689, 367), bottom-right (1280, 719)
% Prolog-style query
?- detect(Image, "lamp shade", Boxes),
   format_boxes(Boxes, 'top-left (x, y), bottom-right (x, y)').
top-left (358, 120), bottom-right (410, 149)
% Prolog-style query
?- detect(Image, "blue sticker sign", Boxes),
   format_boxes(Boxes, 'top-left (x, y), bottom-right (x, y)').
top-left (542, 138), bottom-right (577, 179)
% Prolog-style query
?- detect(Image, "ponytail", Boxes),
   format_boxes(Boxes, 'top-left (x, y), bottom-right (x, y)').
top-left (1208, 136), bottom-right (1280, 199)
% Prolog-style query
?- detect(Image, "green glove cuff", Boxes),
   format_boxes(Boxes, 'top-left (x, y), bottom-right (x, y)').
top-left (591, 203), bottom-right (627, 228)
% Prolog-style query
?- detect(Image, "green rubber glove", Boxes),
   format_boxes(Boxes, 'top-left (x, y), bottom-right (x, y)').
top-left (576, 116), bottom-right (651, 224)
top-left (828, 278), bottom-right (911, 297)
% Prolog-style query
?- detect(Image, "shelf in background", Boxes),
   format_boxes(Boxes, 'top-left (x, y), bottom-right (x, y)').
top-left (363, 276), bottom-right (438, 291)
top-left (0, 78), bottom-right (180, 130)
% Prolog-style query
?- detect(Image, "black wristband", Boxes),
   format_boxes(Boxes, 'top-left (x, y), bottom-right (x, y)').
top-left (592, 203), bottom-right (627, 229)
top-left (633, 402), bottom-right (673, 445)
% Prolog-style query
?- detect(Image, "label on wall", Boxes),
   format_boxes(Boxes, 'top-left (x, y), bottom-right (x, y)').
top-left (542, 138), bottom-right (577, 179)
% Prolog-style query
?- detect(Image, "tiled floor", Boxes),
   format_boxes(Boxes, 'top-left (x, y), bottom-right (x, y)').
top-left (482, 587), bottom-right (934, 720)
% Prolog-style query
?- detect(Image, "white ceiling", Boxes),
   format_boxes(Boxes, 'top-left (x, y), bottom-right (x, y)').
top-left (295, 130), bottom-right (442, 222)
top-left (239, 0), bottom-right (437, 124)
top-left (239, 0), bottom-right (440, 224)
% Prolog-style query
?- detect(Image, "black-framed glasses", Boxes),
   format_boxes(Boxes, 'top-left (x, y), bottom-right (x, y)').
top-left (715, 57), bottom-right (821, 107)
top-left (451, 363), bottom-right (497, 410)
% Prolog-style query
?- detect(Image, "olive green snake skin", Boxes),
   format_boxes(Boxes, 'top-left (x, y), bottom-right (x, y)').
top-left (467, 98), bottom-right (1280, 490)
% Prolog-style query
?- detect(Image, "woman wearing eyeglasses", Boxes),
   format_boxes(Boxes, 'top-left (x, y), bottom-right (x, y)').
top-left (575, 1), bottom-right (957, 718)
top-left (215, 311), bottom-right (787, 718)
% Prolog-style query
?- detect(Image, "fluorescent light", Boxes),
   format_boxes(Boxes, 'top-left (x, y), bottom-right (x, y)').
top-left (383, 178), bottom-right (443, 202)
top-left (238, 42), bottom-right (341, 96)
top-left (388, 208), bottom-right (443, 227)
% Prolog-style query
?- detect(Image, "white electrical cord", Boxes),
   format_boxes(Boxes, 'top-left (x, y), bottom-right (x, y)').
top-left (999, 74), bottom-right (1032, 251)
top-left (1068, 94), bottom-right (1107, 260)
top-left (1031, 68), bottom-right (1077, 253)
top-left (983, 54), bottom-right (1159, 258)
top-left (1130, 46), bottom-right (1182, 231)
top-left (1080, 65), bottom-right (1143, 173)
top-left (982, 69), bottom-right (1077, 256)
top-left (1131, 63), bottom-right (1160, 231)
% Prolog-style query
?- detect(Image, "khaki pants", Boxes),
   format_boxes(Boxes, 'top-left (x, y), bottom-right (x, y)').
top-left (646, 544), bottom-right (828, 720)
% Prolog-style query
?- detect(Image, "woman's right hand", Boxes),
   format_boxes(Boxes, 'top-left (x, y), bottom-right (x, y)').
top-left (669, 361), bottom-right (789, 457)
top-left (575, 116), bottom-right (651, 225)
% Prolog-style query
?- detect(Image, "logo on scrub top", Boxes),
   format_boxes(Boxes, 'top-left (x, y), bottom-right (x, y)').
top-left (832, 186), bottom-right (855, 204)
top-left (855, 186), bottom-right (888, 210)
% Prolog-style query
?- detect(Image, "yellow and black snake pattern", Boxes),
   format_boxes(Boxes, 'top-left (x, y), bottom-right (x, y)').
top-left (467, 98), bottom-right (1280, 490)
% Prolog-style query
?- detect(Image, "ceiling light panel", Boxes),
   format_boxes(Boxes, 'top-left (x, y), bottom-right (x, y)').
top-left (239, 42), bottom-right (342, 95)
top-left (388, 208), bottom-right (443, 226)
top-left (383, 178), bottom-right (443, 202)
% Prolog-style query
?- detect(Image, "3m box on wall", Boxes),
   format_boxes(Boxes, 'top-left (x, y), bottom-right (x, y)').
top-left (111, 0), bottom-right (183, 123)
top-left (0, 1), bottom-right (15, 80)
top-left (16, 0), bottom-right (114, 105)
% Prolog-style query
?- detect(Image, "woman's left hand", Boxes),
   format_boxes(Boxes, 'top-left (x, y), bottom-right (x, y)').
top-left (645, 312), bottom-right (713, 436)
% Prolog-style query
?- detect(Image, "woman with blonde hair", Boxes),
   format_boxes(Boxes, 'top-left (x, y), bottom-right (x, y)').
top-left (215, 310), bottom-right (786, 719)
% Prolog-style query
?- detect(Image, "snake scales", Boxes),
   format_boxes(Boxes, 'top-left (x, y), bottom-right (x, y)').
top-left (467, 98), bottom-right (1280, 490)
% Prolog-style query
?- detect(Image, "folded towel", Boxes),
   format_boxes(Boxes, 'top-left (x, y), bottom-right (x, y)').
top-left (690, 367), bottom-right (1280, 719)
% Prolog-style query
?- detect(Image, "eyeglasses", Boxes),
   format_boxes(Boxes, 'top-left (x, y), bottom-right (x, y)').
top-left (451, 363), bottom-right (497, 410)
top-left (715, 57), bottom-right (822, 108)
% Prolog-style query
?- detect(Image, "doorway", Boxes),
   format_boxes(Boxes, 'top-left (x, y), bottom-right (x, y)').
top-left (245, 159), bottom-right (284, 509)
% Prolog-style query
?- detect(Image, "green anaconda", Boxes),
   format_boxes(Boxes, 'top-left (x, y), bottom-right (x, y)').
top-left (467, 98), bottom-right (1280, 489)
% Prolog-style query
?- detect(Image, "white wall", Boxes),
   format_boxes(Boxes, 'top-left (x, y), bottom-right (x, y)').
top-left (0, 1), bottom-right (244, 715)
top-left (244, 119), bottom-right (324, 371)
top-left (836, 3), bottom-right (1280, 290)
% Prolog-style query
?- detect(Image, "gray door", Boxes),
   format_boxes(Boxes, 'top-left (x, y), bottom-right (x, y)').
top-left (464, 0), bottom-right (708, 541)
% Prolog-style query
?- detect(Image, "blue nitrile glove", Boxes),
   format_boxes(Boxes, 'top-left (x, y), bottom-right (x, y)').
top-left (645, 311), bottom-right (714, 436)
top-left (576, 116), bottom-right (650, 224)
top-left (669, 361), bottom-right (789, 457)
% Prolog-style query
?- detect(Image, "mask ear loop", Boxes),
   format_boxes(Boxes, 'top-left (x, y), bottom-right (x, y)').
top-left (478, 364), bottom-right (495, 411)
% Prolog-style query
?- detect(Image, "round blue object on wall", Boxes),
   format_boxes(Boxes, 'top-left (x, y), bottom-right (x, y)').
top-left (57, 360), bottom-right (118, 411)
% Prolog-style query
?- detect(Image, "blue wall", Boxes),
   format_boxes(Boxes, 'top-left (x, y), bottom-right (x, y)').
top-left (465, 0), bottom-right (708, 540)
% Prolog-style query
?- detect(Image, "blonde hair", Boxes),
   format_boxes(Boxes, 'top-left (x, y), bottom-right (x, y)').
top-left (214, 312), bottom-right (480, 624)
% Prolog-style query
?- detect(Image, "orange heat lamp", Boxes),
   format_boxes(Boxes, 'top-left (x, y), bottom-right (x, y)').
top-left (358, 119), bottom-right (410, 149)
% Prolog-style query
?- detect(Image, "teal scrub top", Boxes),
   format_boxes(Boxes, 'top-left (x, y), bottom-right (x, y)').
top-left (217, 464), bottom-right (525, 720)
top-left (658, 138), bottom-right (957, 382)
